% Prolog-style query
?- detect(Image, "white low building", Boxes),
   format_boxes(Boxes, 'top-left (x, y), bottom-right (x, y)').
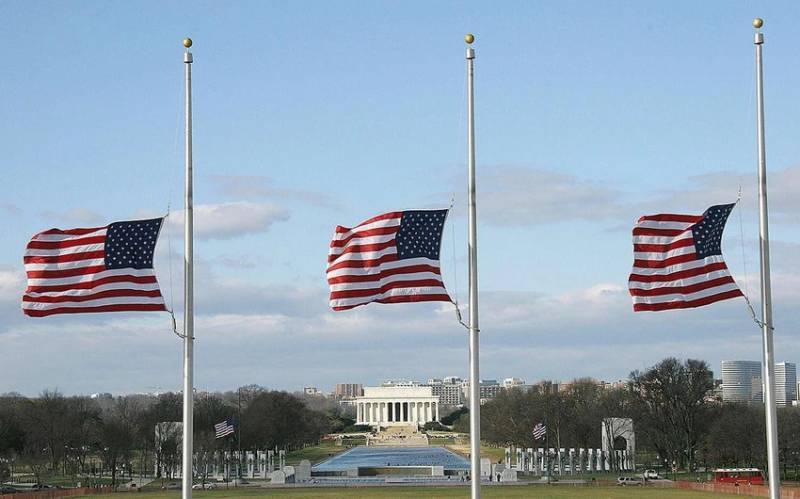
top-left (355, 386), bottom-right (440, 427)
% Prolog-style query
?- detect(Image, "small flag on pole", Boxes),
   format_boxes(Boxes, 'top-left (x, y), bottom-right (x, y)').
top-left (214, 419), bottom-right (235, 439)
top-left (628, 203), bottom-right (743, 312)
top-left (327, 209), bottom-right (451, 311)
top-left (22, 218), bottom-right (167, 317)
top-left (533, 422), bottom-right (547, 440)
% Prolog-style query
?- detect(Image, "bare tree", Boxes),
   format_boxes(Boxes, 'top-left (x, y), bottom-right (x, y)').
top-left (631, 358), bottom-right (714, 472)
top-left (98, 398), bottom-right (139, 489)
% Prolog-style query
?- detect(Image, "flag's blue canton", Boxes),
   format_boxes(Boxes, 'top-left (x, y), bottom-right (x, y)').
top-left (396, 210), bottom-right (448, 260)
top-left (105, 218), bottom-right (163, 269)
top-left (691, 203), bottom-right (735, 259)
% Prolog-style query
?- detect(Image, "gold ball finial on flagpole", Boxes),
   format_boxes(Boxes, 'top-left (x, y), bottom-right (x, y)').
top-left (753, 18), bottom-right (764, 29)
top-left (464, 33), bottom-right (475, 44)
top-left (183, 38), bottom-right (193, 48)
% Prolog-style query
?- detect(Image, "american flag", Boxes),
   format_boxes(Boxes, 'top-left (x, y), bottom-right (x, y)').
top-left (533, 422), bottom-right (546, 440)
top-left (327, 209), bottom-right (452, 311)
top-left (214, 419), bottom-right (235, 439)
top-left (628, 203), bottom-right (743, 312)
top-left (22, 218), bottom-right (167, 317)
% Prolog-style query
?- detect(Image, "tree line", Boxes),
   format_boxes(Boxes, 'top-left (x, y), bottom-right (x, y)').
top-left (0, 386), bottom-right (351, 487)
top-left (5, 357), bottom-right (800, 484)
top-left (475, 357), bottom-right (800, 476)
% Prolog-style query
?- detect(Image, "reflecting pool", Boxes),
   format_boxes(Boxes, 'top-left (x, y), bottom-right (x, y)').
top-left (312, 446), bottom-right (470, 471)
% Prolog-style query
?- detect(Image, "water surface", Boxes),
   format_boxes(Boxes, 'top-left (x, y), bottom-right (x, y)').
top-left (313, 446), bottom-right (470, 471)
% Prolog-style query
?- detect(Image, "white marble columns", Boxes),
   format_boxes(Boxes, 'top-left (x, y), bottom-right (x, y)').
top-left (353, 386), bottom-right (440, 427)
top-left (355, 400), bottom-right (439, 424)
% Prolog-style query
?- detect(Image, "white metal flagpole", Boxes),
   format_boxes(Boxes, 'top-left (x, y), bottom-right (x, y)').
top-left (464, 32), bottom-right (481, 499)
top-left (752, 18), bottom-right (781, 499)
top-left (181, 37), bottom-right (195, 499)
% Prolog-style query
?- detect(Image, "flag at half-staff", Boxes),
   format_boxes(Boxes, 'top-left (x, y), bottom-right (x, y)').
top-left (214, 419), bottom-right (235, 439)
top-left (22, 217), bottom-right (167, 317)
top-left (628, 203), bottom-right (743, 312)
top-left (532, 422), bottom-right (547, 441)
top-left (327, 209), bottom-right (451, 311)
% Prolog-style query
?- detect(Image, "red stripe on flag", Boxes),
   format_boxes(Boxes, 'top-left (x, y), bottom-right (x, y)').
top-left (23, 303), bottom-right (167, 318)
top-left (632, 227), bottom-right (691, 237)
top-left (628, 261), bottom-right (731, 283)
top-left (26, 235), bottom-right (106, 250)
top-left (330, 227), bottom-right (399, 248)
top-left (632, 252), bottom-right (696, 269)
top-left (37, 227), bottom-right (106, 236)
top-left (628, 276), bottom-right (737, 297)
top-left (334, 212), bottom-right (403, 233)
top-left (22, 289), bottom-right (164, 304)
top-left (637, 214), bottom-right (704, 223)
top-left (633, 238), bottom-right (695, 253)
top-left (25, 275), bottom-right (159, 293)
top-left (326, 253), bottom-right (399, 273)
top-left (332, 293), bottom-right (451, 311)
top-left (633, 289), bottom-right (744, 312)
top-left (24, 251), bottom-right (106, 264)
top-left (327, 264), bottom-right (441, 284)
top-left (327, 240), bottom-right (397, 263)
top-left (329, 279), bottom-right (446, 300)
top-left (25, 265), bottom-right (107, 279)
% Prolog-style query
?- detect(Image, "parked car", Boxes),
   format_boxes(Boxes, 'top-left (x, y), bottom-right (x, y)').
top-left (643, 469), bottom-right (659, 479)
top-left (0, 486), bottom-right (18, 495)
top-left (161, 482), bottom-right (181, 490)
top-left (617, 476), bottom-right (644, 486)
top-left (192, 483), bottom-right (216, 490)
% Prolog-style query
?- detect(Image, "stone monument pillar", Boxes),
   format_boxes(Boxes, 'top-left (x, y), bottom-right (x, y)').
top-left (569, 449), bottom-right (575, 475)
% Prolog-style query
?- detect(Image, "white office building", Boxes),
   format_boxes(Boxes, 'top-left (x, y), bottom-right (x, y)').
top-left (462, 379), bottom-right (503, 404)
top-left (503, 377), bottom-right (526, 390)
top-left (722, 360), bottom-right (762, 404)
top-left (775, 362), bottom-right (797, 407)
top-left (426, 377), bottom-right (464, 406)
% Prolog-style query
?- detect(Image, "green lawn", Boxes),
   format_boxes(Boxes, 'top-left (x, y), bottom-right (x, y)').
top-left (77, 486), bottom-right (750, 499)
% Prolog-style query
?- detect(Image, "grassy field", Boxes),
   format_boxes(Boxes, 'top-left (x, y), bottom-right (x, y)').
top-left (78, 486), bottom-right (749, 499)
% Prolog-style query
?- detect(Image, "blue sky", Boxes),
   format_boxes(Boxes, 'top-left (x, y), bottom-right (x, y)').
top-left (2, 1), bottom-right (800, 395)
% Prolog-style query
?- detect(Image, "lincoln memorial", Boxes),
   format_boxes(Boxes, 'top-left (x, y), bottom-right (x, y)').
top-left (355, 386), bottom-right (440, 427)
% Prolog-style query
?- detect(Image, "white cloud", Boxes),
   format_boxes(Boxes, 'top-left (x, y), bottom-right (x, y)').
top-left (1, 270), bottom-right (798, 395)
top-left (164, 202), bottom-right (290, 240)
top-left (640, 165), bottom-right (800, 224)
top-left (1, 204), bottom-right (20, 215)
top-left (39, 208), bottom-right (105, 227)
top-left (0, 267), bottom-right (25, 302)
top-left (444, 166), bottom-right (626, 226)
top-left (210, 175), bottom-right (340, 209)
top-left (442, 164), bottom-right (800, 228)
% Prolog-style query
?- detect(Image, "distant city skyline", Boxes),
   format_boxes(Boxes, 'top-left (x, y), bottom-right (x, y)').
top-left (720, 360), bottom-right (798, 406)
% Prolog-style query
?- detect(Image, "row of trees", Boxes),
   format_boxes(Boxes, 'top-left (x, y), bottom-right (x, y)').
top-left (476, 357), bottom-right (800, 474)
top-left (5, 357), bottom-right (800, 483)
top-left (0, 387), bottom-right (349, 487)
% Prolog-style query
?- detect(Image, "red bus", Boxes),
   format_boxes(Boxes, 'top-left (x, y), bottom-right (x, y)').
top-left (713, 468), bottom-right (764, 485)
